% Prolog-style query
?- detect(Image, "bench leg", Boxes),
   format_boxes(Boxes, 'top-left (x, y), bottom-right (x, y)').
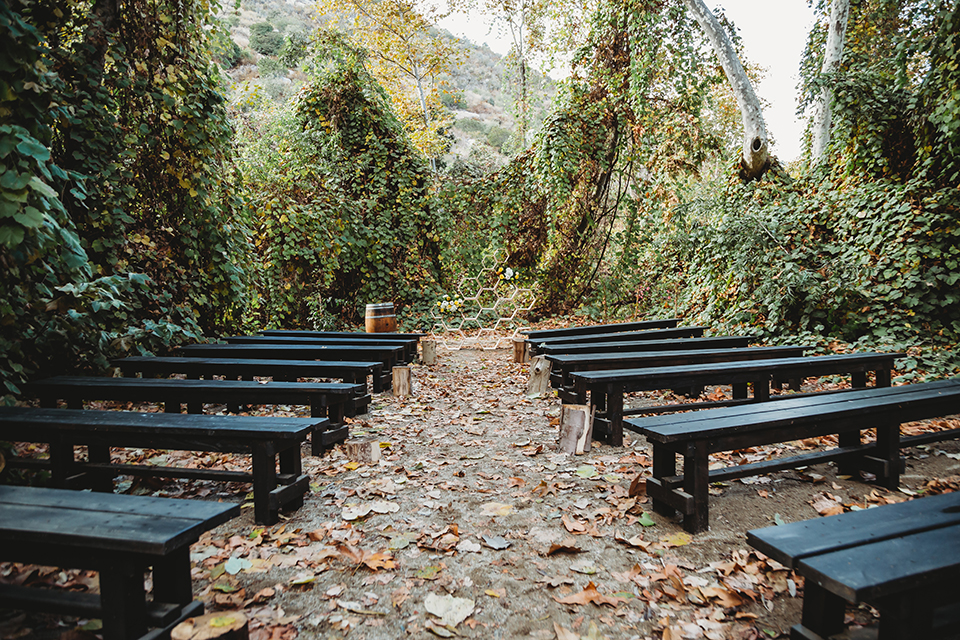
top-left (252, 442), bottom-right (279, 525)
top-left (794, 581), bottom-right (846, 640)
top-left (164, 398), bottom-right (181, 413)
top-left (651, 444), bottom-right (676, 517)
top-left (873, 421), bottom-right (901, 490)
top-left (607, 385), bottom-right (624, 447)
top-left (279, 445), bottom-right (305, 512)
top-left (152, 546), bottom-right (194, 606)
top-left (732, 382), bottom-right (749, 400)
top-left (837, 429), bottom-right (861, 476)
top-left (752, 380), bottom-right (770, 402)
top-left (49, 441), bottom-right (75, 488)
top-left (88, 443), bottom-right (113, 493)
top-left (876, 367), bottom-right (892, 388)
top-left (682, 441), bottom-right (709, 534)
top-left (852, 371), bottom-right (867, 389)
top-left (99, 558), bottom-right (148, 640)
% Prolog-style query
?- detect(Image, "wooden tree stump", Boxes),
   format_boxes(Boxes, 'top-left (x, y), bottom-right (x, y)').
top-left (172, 612), bottom-right (249, 640)
top-left (513, 338), bottom-right (530, 363)
top-left (344, 438), bottom-right (380, 464)
top-left (526, 356), bottom-right (551, 398)
top-left (393, 365), bottom-right (412, 397)
top-left (558, 404), bottom-right (593, 454)
top-left (422, 340), bottom-right (437, 365)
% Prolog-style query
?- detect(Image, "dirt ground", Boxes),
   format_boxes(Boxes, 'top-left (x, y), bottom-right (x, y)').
top-left (2, 344), bottom-right (959, 640)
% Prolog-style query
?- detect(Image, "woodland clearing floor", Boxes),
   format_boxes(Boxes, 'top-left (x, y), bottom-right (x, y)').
top-left (2, 344), bottom-right (960, 640)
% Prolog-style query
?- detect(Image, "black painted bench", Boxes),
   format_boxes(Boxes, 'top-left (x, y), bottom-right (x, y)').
top-left (538, 335), bottom-right (753, 357)
top-left (748, 491), bottom-right (960, 640)
top-left (262, 329), bottom-right (425, 339)
top-left (574, 352), bottom-right (901, 447)
top-left (0, 485), bottom-right (239, 640)
top-left (528, 326), bottom-right (709, 356)
top-left (223, 334), bottom-right (420, 363)
top-left (522, 318), bottom-right (680, 340)
top-left (112, 355), bottom-right (386, 393)
top-left (23, 376), bottom-right (362, 455)
top-left (0, 407), bottom-right (321, 524)
top-left (624, 379), bottom-right (960, 533)
top-left (177, 342), bottom-right (405, 374)
top-left (547, 345), bottom-right (812, 398)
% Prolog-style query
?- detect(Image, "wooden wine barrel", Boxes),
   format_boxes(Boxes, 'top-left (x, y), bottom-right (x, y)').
top-left (365, 302), bottom-right (397, 333)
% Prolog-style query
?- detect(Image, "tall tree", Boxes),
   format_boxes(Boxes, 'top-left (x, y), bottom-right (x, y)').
top-left (811, 0), bottom-right (850, 161)
top-left (322, 0), bottom-right (462, 167)
top-left (683, 0), bottom-right (770, 179)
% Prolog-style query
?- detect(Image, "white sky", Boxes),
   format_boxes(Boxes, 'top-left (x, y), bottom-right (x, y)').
top-left (439, 1), bottom-right (819, 162)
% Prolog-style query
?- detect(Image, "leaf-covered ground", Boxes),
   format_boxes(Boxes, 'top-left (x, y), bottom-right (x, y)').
top-left (2, 344), bottom-right (959, 640)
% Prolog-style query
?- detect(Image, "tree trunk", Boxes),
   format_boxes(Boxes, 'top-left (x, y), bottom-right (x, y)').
top-left (683, 0), bottom-right (770, 180)
top-left (811, 0), bottom-right (850, 162)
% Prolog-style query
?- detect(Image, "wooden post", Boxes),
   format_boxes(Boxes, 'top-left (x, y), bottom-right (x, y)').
top-left (526, 356), bottom-right (551, 398)
top-left (513, 338), bottom-right (530, 363)
top-left (392, 366), bottom-right (412, 397)
top-left (558, 404), bottom-right (593, 454)
top-left (422, 340), bottom-right (437, 365)
top-left (172, 612), bottom-right (249, 640)
top-left (344, 438), bottom-right (381, 464)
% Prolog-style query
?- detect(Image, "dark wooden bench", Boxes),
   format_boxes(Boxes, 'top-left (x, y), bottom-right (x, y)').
top-left (112, 355), bottom-right (386, 393)
top-left (624, 379), bottom-right (960, 533)
top-left (522, 318), bottom-right (680, 340)
top-left (23, 376), bottom-right (363, 455)
top-left (176, 342), bottom-right (405, 374)
top-left (528, 326), bottom-right (709, 356)
top-left (0, 485), bottom-right (239, 640)
top-left (0, 407), bottom-right (320, 524)
top-left (223, 334), bottom-right (419, 363)
top-left (261, 329), bottom-right (425, 340)
top-left (538, 335), bottom-right (753, 356)
top-left (574, 352), bottom-right (901, 447)
top-left (547, 345), bottom-right (812, 397)
top-left (748, 491), bottom-right (960, 640)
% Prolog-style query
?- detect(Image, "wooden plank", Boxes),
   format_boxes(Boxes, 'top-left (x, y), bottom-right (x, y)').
top-left (0, 487), bottom-right (238, 556)
top-left (223, 335), bottom-right (418, 362)
top-left (530, 325), bottom-right (709, 347)
top-left (0, 407), bottom-right (320, 440)
top-left (629, 380), bottom-right (960, 442)
top-left (798, 523), bottom-right (960, 602)
top-left (176, 343), bottom-right (404, 368)
top-left (523, 318), bottom-right (680, 339)
top-left (261, 329), bottom-right (425, 340)
top-left (540, 336), bottom-right (753, 356)
top-left (747, 491), bottom-right (960, 568)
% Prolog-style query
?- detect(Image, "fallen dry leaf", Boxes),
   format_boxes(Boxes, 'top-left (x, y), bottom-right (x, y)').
top-left (552, 581), bottom-right (626, 608)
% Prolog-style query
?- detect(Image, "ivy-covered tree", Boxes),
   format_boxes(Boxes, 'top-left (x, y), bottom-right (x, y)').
top-left (0, 0), bottom-right (250, 401)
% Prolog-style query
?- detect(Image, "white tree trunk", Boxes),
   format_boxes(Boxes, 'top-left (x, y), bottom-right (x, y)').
top-left (684, 0), bottom-right (769, 179)
top-left (811, 0), bottom-right (850, 162)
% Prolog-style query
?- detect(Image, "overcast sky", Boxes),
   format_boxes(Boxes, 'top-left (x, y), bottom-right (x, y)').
top-left (439, 1), bottom-right (819, 162)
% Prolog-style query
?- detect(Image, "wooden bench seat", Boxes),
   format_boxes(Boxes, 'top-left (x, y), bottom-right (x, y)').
top-left (522, 318), bottom-right (679, 340)
top-left (624, 379), bottom-right (960, 532)
top-left (528, 326), bottom-right (709, 356)
top-left (538, 335), bottom-right (753, 356)
top-left (262, 329), bottom-right (425, 340)
top-left (0, 485), bottom-right (239, 640)
top-left (176, 342), bottom-right (405, 373)
top-left (0, 407), bottom-right (320, 524)
top-left (23, 376), bottom-right (362, 455)
top-left (112, 355), bottom-right (386, 393)
top-left (223, 334), bottom-right (419, 363)
top-left (547, 345), bottom-right (812, 396)
top-left (748, 491), bottom-right (960, 640)
top-left (575, 352), bottom-right (901, 446)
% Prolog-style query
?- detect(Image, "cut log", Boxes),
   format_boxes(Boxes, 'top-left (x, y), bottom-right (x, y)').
top-left (392, 366), bottom-right (412, 397)
top-left (513, 338), bottom-right (530, 364)
top-left (344, 438), bottom-right (381, 464)
top-left (558, 404), bottom-right (594, 455)
top-left (422, 340), bottom-right (437, 365)
top-left (526, 356), bottom-right (552, 398)
top-left (172, 612), bottom-right (249, 640)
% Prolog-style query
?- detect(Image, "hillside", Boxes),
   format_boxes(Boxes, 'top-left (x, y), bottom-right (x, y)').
top-left (216, 0), bottom-right (555, 169)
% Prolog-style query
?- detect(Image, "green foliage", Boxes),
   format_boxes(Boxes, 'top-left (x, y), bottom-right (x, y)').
top-left (236, 32), bottom-right (444, 327)
top-left (1, 0), bottom-right (250, 402)
top-left (250, 22), bottom-right (284, 56)
top-left (486, 125), bottom-right (511, 150)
